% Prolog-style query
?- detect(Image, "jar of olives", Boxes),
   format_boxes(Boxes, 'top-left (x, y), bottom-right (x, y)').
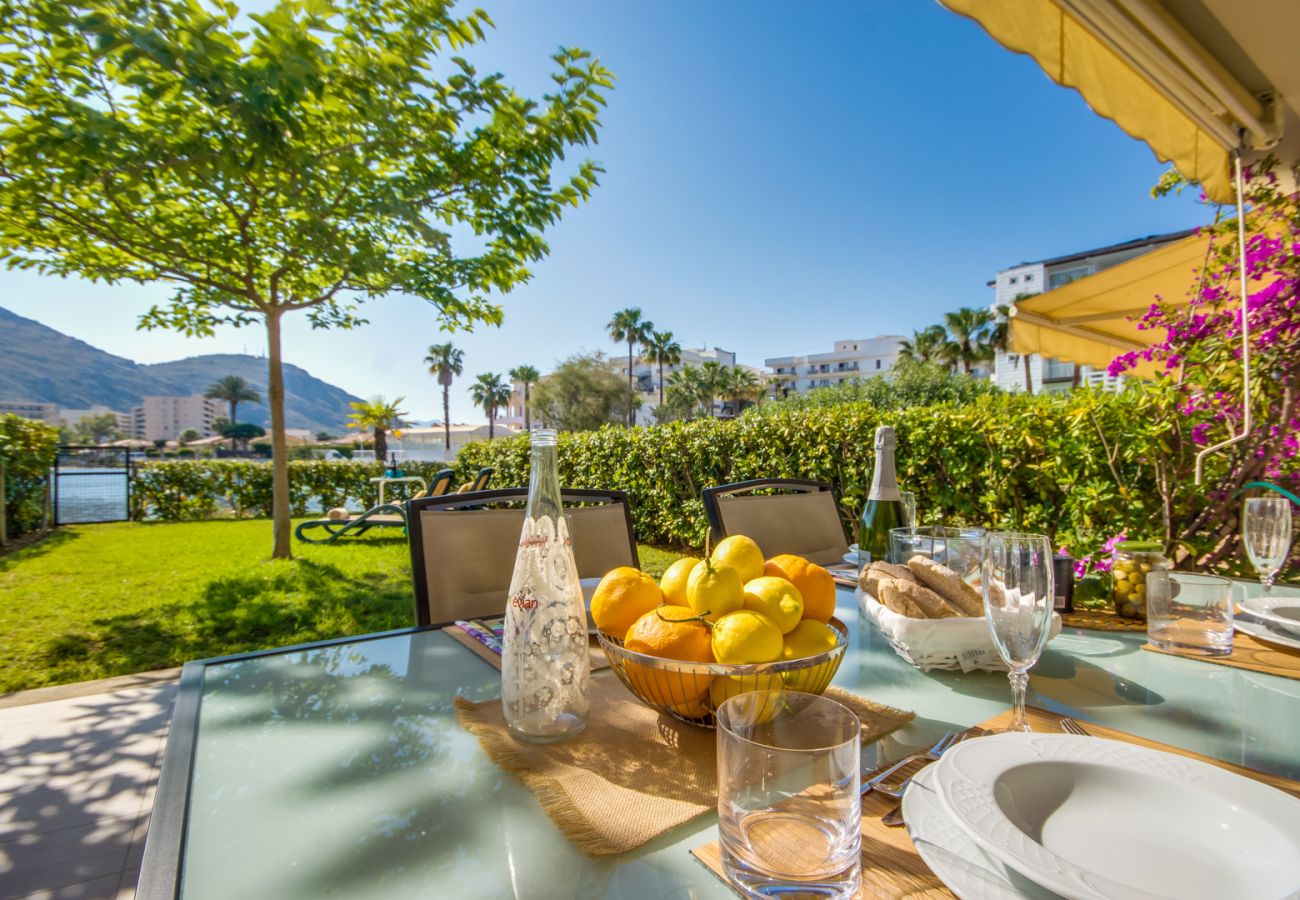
top-left (1110, 541), bottom-right (1170, 619)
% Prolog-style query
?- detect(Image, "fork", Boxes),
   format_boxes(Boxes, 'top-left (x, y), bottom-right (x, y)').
top-left (862, 730), bottom-right (958, 797)
top-left (1059, 717), bottom-right (1092, 736)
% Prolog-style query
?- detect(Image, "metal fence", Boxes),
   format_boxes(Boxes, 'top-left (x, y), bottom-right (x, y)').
top-left (53, 446), bottom-right (133, 524)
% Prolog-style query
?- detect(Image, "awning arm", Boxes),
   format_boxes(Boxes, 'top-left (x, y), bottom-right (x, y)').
top-left (1195, 149), bottom-right (1253, 485)
top-left (1008, 307), bottom-right (1148, 352)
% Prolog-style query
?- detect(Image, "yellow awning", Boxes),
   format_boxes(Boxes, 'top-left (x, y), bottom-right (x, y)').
top-left (939, 0), bottom-right (1300, 204)
top-left (1007, 228), bottom-right (1211, 377)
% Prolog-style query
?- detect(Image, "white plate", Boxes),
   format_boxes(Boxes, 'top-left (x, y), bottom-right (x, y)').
top-left (933, 733), bottom-right (1300, 900)
top-left (1238, 594), bottom-right (1300, 633)
top-left (1235, 613), bottom-right (1300, 651)
top-left (843, 550), bottom-right (865, 566)
top-left (903, 763), bottom-right (1061, 900)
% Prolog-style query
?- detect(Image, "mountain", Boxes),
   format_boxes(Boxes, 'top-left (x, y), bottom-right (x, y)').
top-left (0, 306), bottom-right (363, 433)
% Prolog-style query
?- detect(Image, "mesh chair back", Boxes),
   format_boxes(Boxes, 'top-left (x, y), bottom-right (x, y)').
top-left (407, 488), bottom-right (637, 626)
top-left (704, 479), bottom-right (849, 567)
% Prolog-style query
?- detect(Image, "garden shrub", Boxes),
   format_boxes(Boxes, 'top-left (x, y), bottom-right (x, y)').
top-left (0, 414), bottom-right (59, 538)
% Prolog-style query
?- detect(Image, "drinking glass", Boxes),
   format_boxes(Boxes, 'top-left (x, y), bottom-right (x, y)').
top-left (888, 526), bottom-right (985, 577)
top-left (717, 691), bottom-right (861, 899)
top-left (1147, 572), bottom-right (1234, 656)
top-left (982, 532), bottom-right (1054, 733)
top-left (899, 491), bottom-right (917, 529)
top-left (1243, 497), bottom-right (1293, 590)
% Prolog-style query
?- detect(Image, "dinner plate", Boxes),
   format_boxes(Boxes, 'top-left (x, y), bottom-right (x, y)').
top-left (903, 763), bottom-right (1061, 900)
top-left (843, 550), bottom-right (865, 566)
top-left (1234, 613), bottom-right (1300, 651)
top-left (934, 733), bottom-right (1300, 900)
top-left (1238, 594), bottom-right (1300, 633)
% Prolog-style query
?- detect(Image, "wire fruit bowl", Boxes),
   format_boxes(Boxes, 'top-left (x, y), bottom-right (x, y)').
top-left (596, 617), bottom-right (849, 728)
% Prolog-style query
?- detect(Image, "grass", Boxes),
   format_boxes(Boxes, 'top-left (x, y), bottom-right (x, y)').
top-left (0, 520), bottom-right (684, 694)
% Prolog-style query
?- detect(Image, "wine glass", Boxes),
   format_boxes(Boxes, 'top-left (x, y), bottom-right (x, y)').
top-left (1243, 497), bottom-right (1293, 590)
top-left (982, 532), bottom-right (1054, 733)
top-left (900, 491), bottom-right (917, 529)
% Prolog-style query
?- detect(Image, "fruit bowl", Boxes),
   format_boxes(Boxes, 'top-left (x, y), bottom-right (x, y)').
top-left (596, 617), bottom-right (848, 728)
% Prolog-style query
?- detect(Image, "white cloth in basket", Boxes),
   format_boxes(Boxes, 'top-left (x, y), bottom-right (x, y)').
top-left (858, 588), bottom-right (1062, 673)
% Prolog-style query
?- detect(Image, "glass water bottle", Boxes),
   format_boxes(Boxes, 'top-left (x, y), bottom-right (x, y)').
top-left (501, 430), bottom-right (590, 742)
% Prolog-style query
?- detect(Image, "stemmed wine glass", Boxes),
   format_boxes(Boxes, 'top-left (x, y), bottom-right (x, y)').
top-left (982, 532), bottom-right (1055, 733)
top-left (1242, 497), bottom-right (1293, 590)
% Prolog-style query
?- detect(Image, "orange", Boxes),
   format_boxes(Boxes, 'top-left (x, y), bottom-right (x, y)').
top-left (623, 605), bottom-right (715, 713)
top-left (763, 555), bottom-right (836, 623)
top-left (590, 567), bottom-right (664, 640)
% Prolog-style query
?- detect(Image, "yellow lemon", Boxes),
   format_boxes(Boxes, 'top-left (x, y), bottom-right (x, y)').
top-left (711, 535), bottom-right (765, 583)
top-left (686, 558), bottom-right (743, 623)
top-left (590, 567), bottom-right (663, 640)
top-left (711, 610), bottom-right (783, 664)
top-left (763, 555), bottom-right (837, 623)
top-left (709, 673), bottom-right (785, 723)
top-left (742, 576), bottom-right (804, 634)
top-left (659, 556), bottom-right (701, 605)
top-left (781, 620), bottom-right (841, 692)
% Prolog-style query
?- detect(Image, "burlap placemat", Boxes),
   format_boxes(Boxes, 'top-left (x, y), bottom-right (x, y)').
top-left (455, 674), bottom-right (914, 856)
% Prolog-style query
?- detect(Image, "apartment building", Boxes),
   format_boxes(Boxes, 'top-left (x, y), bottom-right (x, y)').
top-left (765, 336), bottom-right (906, 397)
top-left (131, 395), bottom-right (223, 442)
top-left (0, 400), bottom-right (59, 424)
top-left (990, 228), bottom-right (1195, 393)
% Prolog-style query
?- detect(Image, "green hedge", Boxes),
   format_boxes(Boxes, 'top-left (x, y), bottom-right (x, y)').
top-left (0, 414), bottom-right (59, 538)
top-left (456, 390), bottom-right (1171, 553)
top-left (131, 459), bottom-right (463, 520)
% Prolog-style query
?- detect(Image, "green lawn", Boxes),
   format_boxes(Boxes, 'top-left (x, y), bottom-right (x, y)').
top-left (0, 520), bottom-right (683, 694)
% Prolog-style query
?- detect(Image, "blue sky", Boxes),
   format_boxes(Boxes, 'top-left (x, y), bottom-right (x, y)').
top-left (1, 0), bottom-right (1213, 424)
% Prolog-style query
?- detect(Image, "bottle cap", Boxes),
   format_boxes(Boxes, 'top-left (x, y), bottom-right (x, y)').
top-left (874, 425), bottom-right (895, 449)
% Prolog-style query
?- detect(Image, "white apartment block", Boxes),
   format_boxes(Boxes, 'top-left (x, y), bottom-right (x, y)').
top-left (990, 229), bottom-right (1195, 393)
top-left (131, 395), bottom-right (223, 442)
top-left (0, 400), bottom-right (59, 424)
top-left (765, 336), bottom-right (906, 397)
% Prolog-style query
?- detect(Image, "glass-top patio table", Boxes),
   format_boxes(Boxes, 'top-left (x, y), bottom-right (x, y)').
top-left (138, 585), bottom-right (1300, 900)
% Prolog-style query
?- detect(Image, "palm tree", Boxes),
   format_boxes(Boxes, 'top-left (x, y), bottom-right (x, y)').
top-left (204, 375), bottom-right (261, 451)
top-left (424, 342), bottom-right (464, 450)
top-left (991, 300), bottom-right (1034, 394)
top-left (666, 366), bottom-right (706, 420)
top-left (698, 361), bottom-right (729, 417)
top-left (508, 365), bottom-right (540, 431)
top-left (643, 330), bottom-right (682, 408)
top-left (897, 325), bottom-right (949, 365)
top-left (606, 308), bottom-right (654, 426)
top-left (469, 373), bottom-right (512, 439)
top-left (346, 396), bottom-right (408, 463)
top-left (722, 367), bottom-right (761, 416)
top-left (942, 307), bottom-right (996, 374)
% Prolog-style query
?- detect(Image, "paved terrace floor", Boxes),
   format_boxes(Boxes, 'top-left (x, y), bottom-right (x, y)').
top-left (0, 672), bottom-right (177, 900)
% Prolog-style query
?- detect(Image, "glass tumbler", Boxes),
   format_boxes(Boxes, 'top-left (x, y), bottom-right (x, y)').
top-left (888, 525), bottom-right (986, 577)
top-left (1147, 572), bottom-right (1234, 656)
top-left (717, 691), bottom-right (861, 899)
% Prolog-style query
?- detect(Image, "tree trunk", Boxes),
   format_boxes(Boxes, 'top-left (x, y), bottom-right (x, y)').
top-left (1022, 354), bottom-right (1034, 395)
top-left (627, 339), bottom-right (635, 426)
top-left (375, 427), bottom-right (388, 463)
top-left (523, 384), bottom-right (531, 431)
top-left (658, 359), bottom-right (665, 408)
top-left (442, 385), bottom-right (451, 450)
top-left (488, 407), bottom-right (495, 439)
top-left (265, 311), bottom-right (292, 560)
top-left (228, 400), bottom-right (238, 451)
top-left (1071, 365), bottom-right (1082, 389)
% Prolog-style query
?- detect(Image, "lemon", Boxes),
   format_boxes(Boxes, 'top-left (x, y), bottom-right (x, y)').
top-left (742, 576), bottom-right (804, 634)
top-left (711, 610), bottom-right (783, 664)
top-left (709, 673), bottom-right (785, 723)
top-left (711, 535), bottom-right (765, 583)
top-left (781, 620), bottom-right (840, 692)
top-left (659, 556), bottom-right (701, 605)
top-left (590, 567), bottom-right (663, 640)
top-left (686, 559), bottom-right (743, 623)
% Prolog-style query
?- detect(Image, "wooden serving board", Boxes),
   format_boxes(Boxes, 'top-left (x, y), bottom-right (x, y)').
top-left (443, 623), bottom-right (611, 672)
top-left (1060, 606), bottom-right (1147, 632)
top-left (690, 706), bottom-right (1300, 899)
top-left (1143, 629), bottom-right (1300, 681)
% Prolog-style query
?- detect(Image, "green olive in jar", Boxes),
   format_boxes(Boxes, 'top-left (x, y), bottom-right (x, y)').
top-left (1109, 541), bottom-right (1168, 619)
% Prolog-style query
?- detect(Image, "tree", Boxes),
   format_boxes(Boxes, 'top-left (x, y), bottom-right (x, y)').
top-left (180, 428), bottom-right (201, 445)
top-left (424, 343), bottom-right (465, 450)
top-left (531, 352), bottom-right (635, 432)
top-left (218, 421), bottom-right (266, 451)
top-left (469, 373), bottom-right (512, 439)
top-left (942, 307), bottom-right (996, 374)
top-left (698, 361), bottom-right (729, 417)
top-left (508, 364), bottom-right (540, 432)
top-left (71, 413), bottom-right (122, 445)
top-left (662, 366), bottom-right (707, 421)
top-left (607, 308), bottom-right (654, 426)
top-left (643, 330), bottom-right (682, 409)
top-left (0, 1), bottom-right (613, 558)
top-left (752, 358), bottom-right (997, 415)
top-left (347, 397), bottom-right (407, 463)
top-left (205, 375), bottom-right (261, 450)
top-left (722, 367), bottom-right (761, 416)
top-left (898, 325), bottom-right (949, 365)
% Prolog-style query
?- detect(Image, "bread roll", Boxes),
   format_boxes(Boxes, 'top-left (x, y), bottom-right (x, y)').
top-left (879, 577), bottom-right (959, 619)
top-left (906, 556), bottom-right (983, 616)
top-left (859, 560), bottom-right (917, 598)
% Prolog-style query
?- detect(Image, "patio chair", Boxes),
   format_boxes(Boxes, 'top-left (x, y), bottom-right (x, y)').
top-left (451, 467), bottom-right (495, 494)
top-left (294, 468), bottom-right (456, 544)
top-left (406, 487), bottom-right (637, 627)
top-left (701, 478), bottom-right (850, 566)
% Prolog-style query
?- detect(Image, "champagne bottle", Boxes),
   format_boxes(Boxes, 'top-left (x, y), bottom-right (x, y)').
top-left (858, 426), bottom-right (905, 564)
